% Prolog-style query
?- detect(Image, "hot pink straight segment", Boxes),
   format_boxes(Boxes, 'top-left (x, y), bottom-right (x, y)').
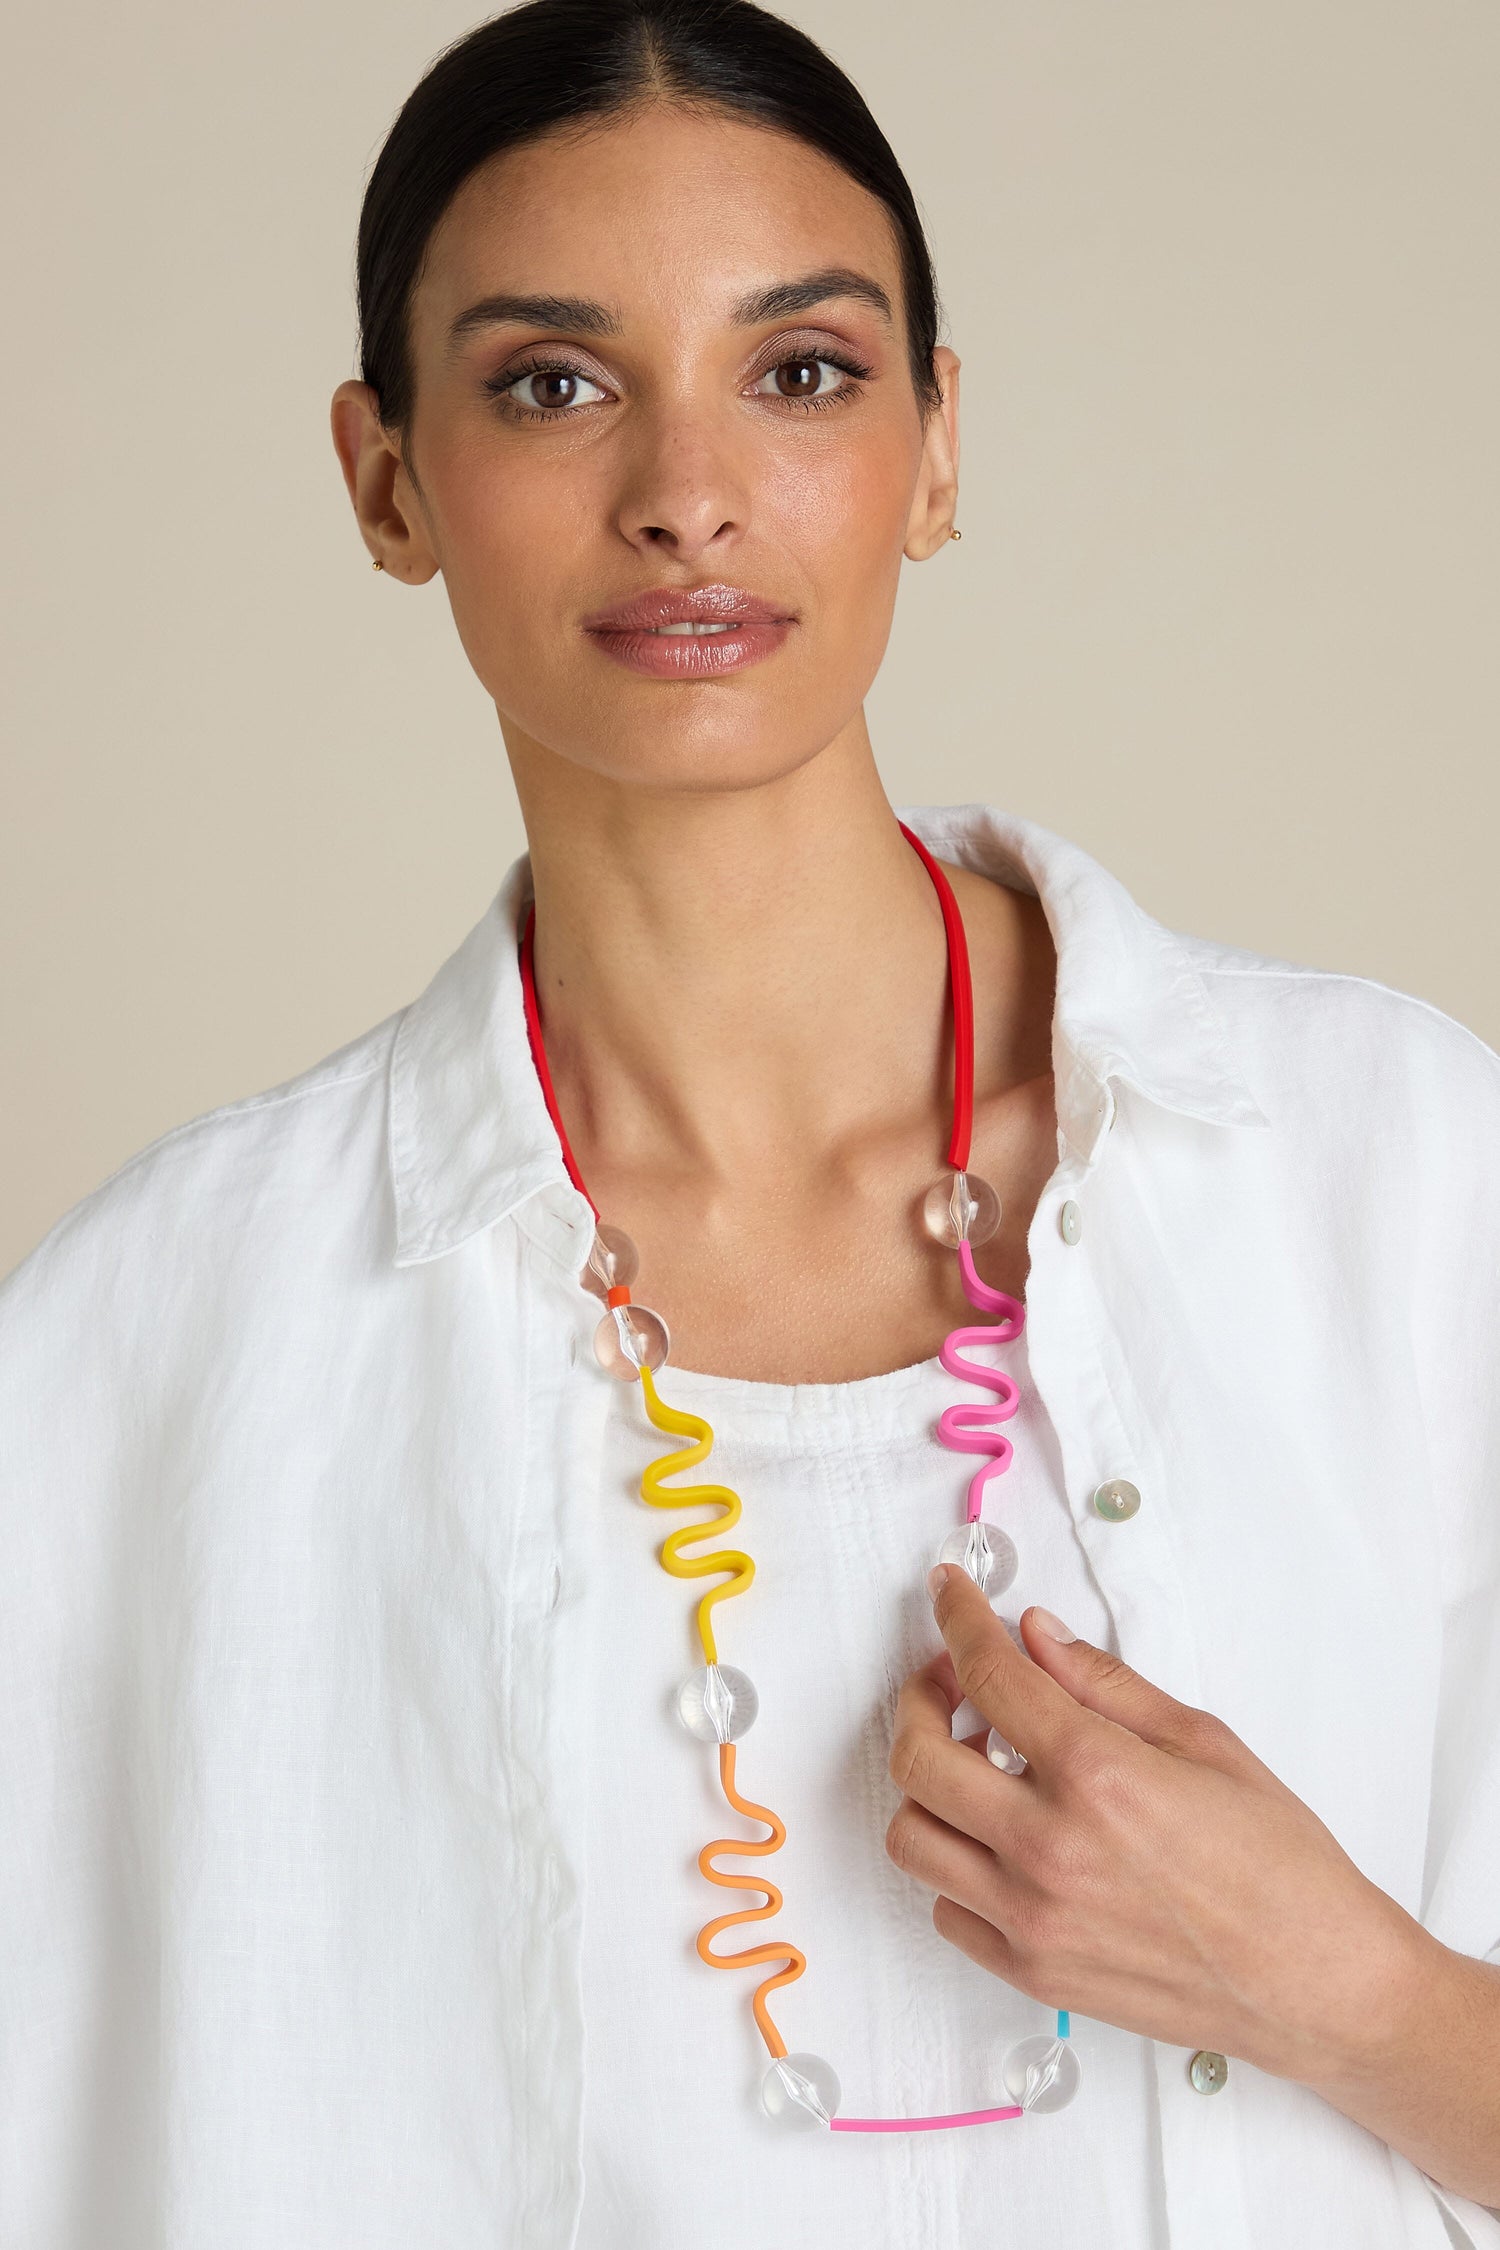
top-left (937, 1238), bottom-right (1026, 1521)
top-left (831, 2101), bottom-right (1024, 2133)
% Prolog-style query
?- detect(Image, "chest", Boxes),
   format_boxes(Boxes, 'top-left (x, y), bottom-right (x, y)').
top-left (578, 1072), bottom-right (1063, 1385)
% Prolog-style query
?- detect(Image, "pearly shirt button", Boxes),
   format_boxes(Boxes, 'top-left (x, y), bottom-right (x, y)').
top-left (1092, 1478), bottom-right (1141, 1522)
top-left (1059, 1199), bottom-right (1083, 1245)
top-left (1189, 2050), bottom-right (1229, 2094)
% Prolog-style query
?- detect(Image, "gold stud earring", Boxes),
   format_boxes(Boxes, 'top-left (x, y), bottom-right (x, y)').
top-left (949, 527), bottom-right (962, 541)
top-left (372, 557), bottom-right (385, 572)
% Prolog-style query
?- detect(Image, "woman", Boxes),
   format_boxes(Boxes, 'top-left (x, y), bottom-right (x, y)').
top-left (3, 2), bottom-right (1498, 2244)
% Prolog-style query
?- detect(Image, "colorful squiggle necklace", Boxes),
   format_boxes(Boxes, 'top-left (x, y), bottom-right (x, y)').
top-left (518, 820), bottom-right (1081, 2132)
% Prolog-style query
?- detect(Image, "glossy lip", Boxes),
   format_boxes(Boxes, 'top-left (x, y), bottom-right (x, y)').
top-left (583, 613), bottom-right (795, 679)
top-left (582, 581), bottom-right (796, 632)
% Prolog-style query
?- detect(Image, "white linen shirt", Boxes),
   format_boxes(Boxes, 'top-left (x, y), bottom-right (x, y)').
top-left (3, 799), bottom-right (1499, 2250)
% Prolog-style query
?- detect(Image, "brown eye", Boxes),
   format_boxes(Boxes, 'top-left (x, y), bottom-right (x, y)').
top-left (749, 351), bottom-right (870, 412)
top-left (774, 358), bottom-right (824, 399)
top-left (522, 370), bottom-right (581, 410)
top-left (485, 360), bottom-right (609, 417)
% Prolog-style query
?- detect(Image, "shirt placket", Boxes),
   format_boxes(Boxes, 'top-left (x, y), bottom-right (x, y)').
top-left (508, 1182), bottom-right (614, 2250)
top-left (1022, 1079), bottom-right (1258, 2250)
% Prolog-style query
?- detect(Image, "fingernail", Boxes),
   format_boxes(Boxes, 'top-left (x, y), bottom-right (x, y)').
top-left (1031, 1606), bottom-right (1077, 1643)
top-left (927, 1564), bottom-right (950, 1601)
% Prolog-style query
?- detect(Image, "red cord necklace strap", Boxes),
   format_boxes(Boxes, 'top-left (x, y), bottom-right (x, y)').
top-left (512, 817), bottom-right (1078, 2132)
top-left (518, 898), bottom-right (597, 1219)
top-left (518, 820), bottom-right (974, 1196)
top-left (895, 817), bottom-right (975, 1172)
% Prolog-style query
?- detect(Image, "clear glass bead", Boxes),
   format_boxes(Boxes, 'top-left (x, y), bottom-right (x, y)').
top-left (593, 1301), bottom-right (670, 1379)
top-left (986, 1727), bottom-right (1027, 1775)
top-left (580, 1223), bottom-right (640, 1300)
top-left (1002, 2032), bottom-right (1082, 2112)
top-left (676, 1662), bottom-right (758, 1742)
top-left (922, 1170), bottom-right (1001, 1248)
top-left (937, 1519), bottom-right (1019, 1601)
top-left (760, 2051), bottom-right (841, 2128)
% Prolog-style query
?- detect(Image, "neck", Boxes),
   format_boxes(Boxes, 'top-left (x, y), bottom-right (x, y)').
top-left (510, 724), bottom-right (1049, 1202)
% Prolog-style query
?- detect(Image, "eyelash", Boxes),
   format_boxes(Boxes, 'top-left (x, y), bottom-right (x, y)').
top-left (483, 346), bottom-right (873, 422)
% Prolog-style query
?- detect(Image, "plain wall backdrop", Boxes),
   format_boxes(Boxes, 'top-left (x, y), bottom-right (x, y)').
top-left (2, 0), bottom-right (1497, 1279)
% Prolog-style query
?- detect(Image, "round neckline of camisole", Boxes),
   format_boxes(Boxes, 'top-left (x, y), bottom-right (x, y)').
top-left (634, 1330), bottom-right (1027, 1452)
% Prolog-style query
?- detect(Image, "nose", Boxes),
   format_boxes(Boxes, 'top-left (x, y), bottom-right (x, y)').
top-left (612, 406), bottom-right (750, 560)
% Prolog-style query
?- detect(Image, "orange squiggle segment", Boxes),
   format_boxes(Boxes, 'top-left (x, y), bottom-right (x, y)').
top-left (636, 1362), bottom-right (805, 2060)
top-left (696, 1743), bottom-right (806, 2060)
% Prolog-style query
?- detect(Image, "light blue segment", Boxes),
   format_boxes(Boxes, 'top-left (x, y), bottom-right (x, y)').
top-left (1057, 2010), bottom-right (1070, 2037)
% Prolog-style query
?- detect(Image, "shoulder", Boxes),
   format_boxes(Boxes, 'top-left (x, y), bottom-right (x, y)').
top-left (1174, 925), bottom-right (1500, 1143)
top-left (0, 1007), bottom-right (403, 1339)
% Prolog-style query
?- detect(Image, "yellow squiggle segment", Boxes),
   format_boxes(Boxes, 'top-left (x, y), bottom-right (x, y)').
top-left (636, 1362), bottom-right (753, 1665)
top-left (637, 1362), bottom-right (806, 2059)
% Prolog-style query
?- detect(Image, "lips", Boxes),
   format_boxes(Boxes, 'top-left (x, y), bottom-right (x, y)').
top-left (582, 582), bottom-right (794, 633)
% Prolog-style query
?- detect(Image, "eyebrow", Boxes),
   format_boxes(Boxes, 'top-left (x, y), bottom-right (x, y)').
top-left (444, 266), bottom-right (895, 353)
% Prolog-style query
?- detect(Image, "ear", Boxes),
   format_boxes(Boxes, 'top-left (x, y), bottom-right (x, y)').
top-left (329, 379), bottom-right (441, 585)
top-left (904, 345), bottom-right (961, 561)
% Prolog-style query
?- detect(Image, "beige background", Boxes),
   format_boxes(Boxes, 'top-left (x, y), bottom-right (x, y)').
top-left (2, 0), bottom-right (1496, 1281)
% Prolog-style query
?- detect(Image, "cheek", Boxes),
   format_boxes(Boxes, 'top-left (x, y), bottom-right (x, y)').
top-left (769, 435), bottom-right (911, 560)
top-left (782, 434), bottom-right (912, 597)
top-left (427, 446), bottom-right (575, 673)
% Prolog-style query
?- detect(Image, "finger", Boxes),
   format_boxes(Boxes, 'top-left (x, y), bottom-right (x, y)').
top-left (931, 1892), bottom-right (1029, 1992)
top-left (930, 1563), bottom-right (1084, 1770)
top-left (884, 1795), bottom-right (1011, 1925)
top-left (1018, 1609), bottom-right (1258, 1771)
top-left (890, 1663), bottom-right (1045, 1856)
top-left (907, 1649), bottom-right (1006, 1760)
top-left (915, 1643), bottom-right (965, 1718)
top-left (893, 1645), bottom-right (998, 1752)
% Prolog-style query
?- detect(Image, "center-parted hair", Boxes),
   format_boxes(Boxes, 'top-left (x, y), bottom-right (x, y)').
top-left (354, 0), bottom-right (946, 452)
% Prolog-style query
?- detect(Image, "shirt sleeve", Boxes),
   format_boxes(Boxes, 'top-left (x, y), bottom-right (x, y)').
top-left (1402, 997), bottom-right (1500, 1984)
top-left (1294, 986), bottom-right (1500, 2242)
top-left (0, 1151), bottom-right (170, 2227)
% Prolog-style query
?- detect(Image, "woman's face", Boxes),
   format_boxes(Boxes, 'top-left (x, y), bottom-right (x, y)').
top-left (332, 102), bottom-right (960, 798)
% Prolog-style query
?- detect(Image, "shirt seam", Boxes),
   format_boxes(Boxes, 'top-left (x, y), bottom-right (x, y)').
top-left (387, 1000), bottom-right (428, 1255)
top-left (1198, 964), bottom-right (1500, 1076)
top-left (19, 1055), bottom-right (392, 1267)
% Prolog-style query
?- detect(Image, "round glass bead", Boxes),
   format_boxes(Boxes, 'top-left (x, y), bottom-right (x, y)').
top-left (937, 1518), bottom-right (1019, 1601)
top-left (593, 1302), bottom-right (670, 1379)
top-left (760, 2051), bottom-right (841, 2128)
top-left (1002, 2032), bottom-right (1082, 2112)
top-left (986, 1727), bottom-right (1027, 1775)
top-left (922, 1170), bottom-right (1001, 1248)
top-left (676, 1662), bottom-right (759, 1743)
top-left (580, 1222), bottom-right (640, 1300)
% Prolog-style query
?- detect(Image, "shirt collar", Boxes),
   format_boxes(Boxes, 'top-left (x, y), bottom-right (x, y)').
top-left (387, 799), bottom-right (1269, 1268)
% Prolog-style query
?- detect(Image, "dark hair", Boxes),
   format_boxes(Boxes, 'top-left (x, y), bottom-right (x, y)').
top-left (355, 0), bottom-right (946, 458)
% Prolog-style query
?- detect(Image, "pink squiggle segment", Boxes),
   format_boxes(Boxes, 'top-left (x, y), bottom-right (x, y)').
top-left (831, 2102), bottom-right (1023, 2133)
top-left (937, 1238), bottom-right (1026, 1523)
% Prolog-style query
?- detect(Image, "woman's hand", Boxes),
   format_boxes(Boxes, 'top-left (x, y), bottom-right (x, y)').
top-left (885, 1563), bottom-right (1439, 2089)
